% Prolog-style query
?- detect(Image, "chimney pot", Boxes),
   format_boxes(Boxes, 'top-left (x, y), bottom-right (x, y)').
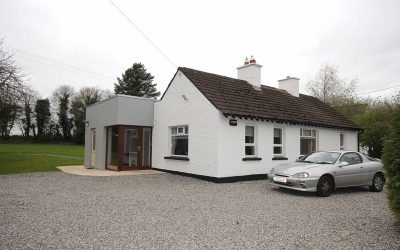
top-left (244, 57), bottom-right (249, 65)
top-left (249, 55), bottom-right (256, 64)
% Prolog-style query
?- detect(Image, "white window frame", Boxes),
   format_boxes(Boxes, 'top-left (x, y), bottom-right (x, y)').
top-left (273, 127), bottom-right (284, 157)
top-left (300, 128), bottom-right (318, 154)
top-left (170, 125), bottom-right (189, 156)
top-left (245, 125), bottom-right (257, 157)
top-left (300, 129), bottom-right (317, 138)
top-left (340, 132), bottom-right (345, 150)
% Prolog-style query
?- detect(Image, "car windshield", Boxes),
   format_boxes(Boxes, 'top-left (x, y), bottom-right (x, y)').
top-left (299, 152), bottom-right (341, 164)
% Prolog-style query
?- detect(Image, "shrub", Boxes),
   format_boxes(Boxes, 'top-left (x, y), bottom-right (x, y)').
top-left (382, 109), bottom-right (400, 222)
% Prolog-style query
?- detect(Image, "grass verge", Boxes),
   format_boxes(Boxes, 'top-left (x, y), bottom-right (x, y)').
top-left (0, 143), bottom-right (84, 175)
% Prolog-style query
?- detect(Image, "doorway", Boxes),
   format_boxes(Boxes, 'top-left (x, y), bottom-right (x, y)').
top-left (106, 126), bottom-right (152, 171)
top-left (91, 129), bottom-right (96, 167)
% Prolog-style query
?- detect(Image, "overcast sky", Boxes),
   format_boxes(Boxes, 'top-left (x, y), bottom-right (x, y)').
top-left (1, 0), bottom-right (399, 99)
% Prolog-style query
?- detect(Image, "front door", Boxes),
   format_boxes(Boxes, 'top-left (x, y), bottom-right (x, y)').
top-left (123, 128), bottom-right (140, 168)
top-left (91, 129), bottom-right (96, 167)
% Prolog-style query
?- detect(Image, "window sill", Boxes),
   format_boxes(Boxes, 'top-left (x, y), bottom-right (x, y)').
top-left (272, 157), bottom-right (288, 161)
top-left (242, 157), bottom-right (262, 161)
top-left (164, 156), bottom-right (190, 161)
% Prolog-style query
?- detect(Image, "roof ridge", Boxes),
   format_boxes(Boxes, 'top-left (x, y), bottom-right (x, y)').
top-left (179, 67), bottom-right (247, 83)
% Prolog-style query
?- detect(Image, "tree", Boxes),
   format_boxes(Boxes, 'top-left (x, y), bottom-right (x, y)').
top-left (35, 99), bottom-right (51, 138)
top-left (70, 87), bottom-right (111, 144)
top-left (52, 85), bottom-right (75, 140)
top-left (306, 63), bottom-right (357, 107)
top-left (354, 107), bottom-right (390, 158)
top-left (18, 88), bottom-right (39, 138)
top-left (0, 39), bottom-right (26, 139)
top-left (114, 63), bottom-right (160, 98)
top-left (382, 109), bottom-right (400, 222)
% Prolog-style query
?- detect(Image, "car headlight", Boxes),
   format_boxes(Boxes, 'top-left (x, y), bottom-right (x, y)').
top-left (270, 168), bottom-right (275, 174)
top-left (292, 172), bottom-right (309, 179)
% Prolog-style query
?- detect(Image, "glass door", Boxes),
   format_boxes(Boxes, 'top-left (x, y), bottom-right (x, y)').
top-left (124, 128), bottom-right (139, 167)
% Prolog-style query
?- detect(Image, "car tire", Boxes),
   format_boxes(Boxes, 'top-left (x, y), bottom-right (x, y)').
top-left (369, 173), bottom-right (385, 192)
top-left (317, 176), bottom-right (334, 197)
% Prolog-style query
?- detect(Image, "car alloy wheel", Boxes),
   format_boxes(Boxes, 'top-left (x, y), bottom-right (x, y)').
top-left (369, 173), bottom-right (385, 192)
top-left (317, 176), bottom-right (333, 197)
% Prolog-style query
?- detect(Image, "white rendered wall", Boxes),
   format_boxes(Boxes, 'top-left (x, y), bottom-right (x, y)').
top-left (216, 114), bottom-right (359, 177)
top-left (318, 129), bottom-right (358, 151)
top-left (84, 95), bottom-right (155, 170)
top-left (152, 71), bottom-right (220, 177)
top-left (237, 64), bottom-right (262, 88)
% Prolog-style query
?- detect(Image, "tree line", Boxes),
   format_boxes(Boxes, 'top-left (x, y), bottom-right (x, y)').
top-left (0, 40), bottom-right (160, 143)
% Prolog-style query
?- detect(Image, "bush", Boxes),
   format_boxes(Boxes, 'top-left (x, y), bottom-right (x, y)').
top-left (355, 108), bottom-right (390, 158)
top-left (382, 109), bottom-right (400, 222)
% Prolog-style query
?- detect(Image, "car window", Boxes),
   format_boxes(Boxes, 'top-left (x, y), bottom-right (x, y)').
top-left (340, 153), bottom-right (363, 165)
top-left (301, 152), bottom-right (340, 163)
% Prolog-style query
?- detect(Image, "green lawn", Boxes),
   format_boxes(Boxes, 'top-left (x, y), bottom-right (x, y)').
top-left (0, 143), bottom-right (84, 175)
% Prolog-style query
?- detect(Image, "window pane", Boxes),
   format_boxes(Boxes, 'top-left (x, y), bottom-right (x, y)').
top-left (143, 128), bottom-right (151, 166)
top-left (110, 127), bottom-right (119, 166)
top-left (172, 127), bottom-right (177, 135)
top-left (274, 146), bottom-right (282, 154)
top-left (185, 126), bottom-right (188, 134)
top-left (312, 130), bottom-right (316, 137)
top-left (274, 128), bottom-right (282, 144)
top-left (341, 153), bottom-right (362, 165)
top-left (245, 126), bottom-right (254, 143)
top-left (171, 135), bottom-right (188, 156)
top-left (245, 146), bottom-right (255, 156)
top-left (303, 129), bottom-right (311, 137)
top-left (178, 127), bottom-right (184, 134)
top-left (340, 133), bottom-right (344, 146)
top-left (245, 126), bottom-right (254, 136)
top-left (300, 138), bottom-right (316, 155)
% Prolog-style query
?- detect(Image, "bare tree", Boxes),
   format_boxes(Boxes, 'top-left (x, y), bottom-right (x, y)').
top-left (14, 86), bottom-right (40, 138)
top-left (52, 85), bottom-right (75, 140)
top-left (0, 39), bottom-right (26, 138)
top-left (306, 63), bottom-right (357, 107)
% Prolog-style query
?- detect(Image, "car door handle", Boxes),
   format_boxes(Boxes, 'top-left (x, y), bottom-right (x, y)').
top-left (360, 167), bottom-right (364, 168)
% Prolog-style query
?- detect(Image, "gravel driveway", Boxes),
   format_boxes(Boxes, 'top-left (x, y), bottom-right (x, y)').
top-left (0, 172), bottom-right (399, 249)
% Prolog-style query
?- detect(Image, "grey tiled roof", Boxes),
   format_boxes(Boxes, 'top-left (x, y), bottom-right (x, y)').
top-left (179, 67), bottom-right (360, 131)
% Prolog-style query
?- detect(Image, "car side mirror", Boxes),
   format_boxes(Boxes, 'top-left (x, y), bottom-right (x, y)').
top-left (338, 161), bottom-right (349, 167)
top-left (296, 155), bottom-right (305, 162)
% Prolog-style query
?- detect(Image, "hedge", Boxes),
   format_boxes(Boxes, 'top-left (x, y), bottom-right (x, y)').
top-left (382, 109), bottom-right (400, 222)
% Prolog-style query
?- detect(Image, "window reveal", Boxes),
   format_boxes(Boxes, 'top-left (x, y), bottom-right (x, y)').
top-left (171, 126), bottom-right (188, 156)
top-left (273, 128), bottom-right (283, 156)
top-left (245, 126), bottom-right (256, 156)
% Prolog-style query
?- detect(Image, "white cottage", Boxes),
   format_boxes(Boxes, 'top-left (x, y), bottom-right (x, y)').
top-left (84, 58), bottom-right (360, 179)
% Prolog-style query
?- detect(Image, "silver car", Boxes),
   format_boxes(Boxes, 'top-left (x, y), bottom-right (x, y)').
top-left (268, 151), bottom-right (385, 197)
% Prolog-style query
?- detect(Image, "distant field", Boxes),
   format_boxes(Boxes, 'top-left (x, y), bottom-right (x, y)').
top-left (0, 143), bottom-right (84, 175)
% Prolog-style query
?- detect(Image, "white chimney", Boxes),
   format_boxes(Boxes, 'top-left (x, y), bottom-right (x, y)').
top-left (278, 76), bottom-right (300, 97)
top-left (237, 56), bottom-right (262, 88)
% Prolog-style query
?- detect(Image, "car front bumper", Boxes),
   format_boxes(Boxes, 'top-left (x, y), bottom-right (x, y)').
top-left (268, 175), bottom-right (319, 192)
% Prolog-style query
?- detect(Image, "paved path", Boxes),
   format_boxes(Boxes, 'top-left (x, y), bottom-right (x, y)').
top-left (1, 172), bottom-right (399, 249)
top-left (57, 165), bottom-right (164, 176)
